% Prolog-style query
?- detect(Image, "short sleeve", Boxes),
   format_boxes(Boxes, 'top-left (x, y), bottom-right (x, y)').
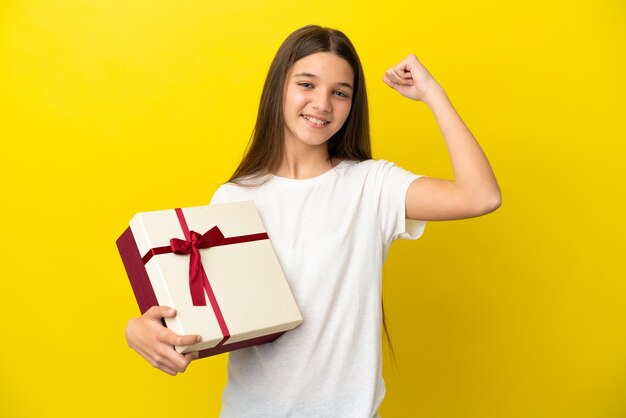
top-left (377, 160), bottom-right (427, 244)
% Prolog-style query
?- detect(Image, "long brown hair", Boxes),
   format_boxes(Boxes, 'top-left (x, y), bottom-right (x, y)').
top-left (227, 25), bottom-right (397, 361)
top-left (228, 25), bottom-right (371, 183)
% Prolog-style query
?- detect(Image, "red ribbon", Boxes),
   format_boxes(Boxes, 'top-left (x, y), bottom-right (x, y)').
top-left (142, 208), bottom-right (269, 345)
top-left (170, 227), bottom-right (225, 306)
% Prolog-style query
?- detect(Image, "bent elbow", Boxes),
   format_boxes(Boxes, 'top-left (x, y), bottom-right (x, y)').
top-left (468, 192), bottom-right (502, 217)
top-left (481, 192), bottom-right (502, 215)
top-left (491, 194), bottom-right (502, 212)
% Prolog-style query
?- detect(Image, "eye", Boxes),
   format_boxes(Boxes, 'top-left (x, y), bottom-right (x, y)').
top-left (334, 90), bottom-right (349, 98)
top-left (298, 82), bottom-right (313, 89)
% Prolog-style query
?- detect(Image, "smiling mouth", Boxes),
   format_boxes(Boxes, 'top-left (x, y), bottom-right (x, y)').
top-left (301, 114), bottom-right (330, 125)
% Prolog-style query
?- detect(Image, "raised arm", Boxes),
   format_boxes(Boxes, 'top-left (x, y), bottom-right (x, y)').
top-left (383, 54), bottom-right (501, 221)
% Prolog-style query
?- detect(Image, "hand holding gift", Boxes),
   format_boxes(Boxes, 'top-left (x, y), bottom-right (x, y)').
top-left (125, 306), bottom-right (201, 376)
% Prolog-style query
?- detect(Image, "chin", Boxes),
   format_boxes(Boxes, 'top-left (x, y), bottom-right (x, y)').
top-left (287, 132), bottom-right (333, 148)
top-left (300, 136), bottom-right (333, 148)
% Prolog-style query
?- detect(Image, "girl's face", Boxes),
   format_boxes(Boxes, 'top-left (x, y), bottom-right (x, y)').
top-left (282, 52), bottom-right (354, 151)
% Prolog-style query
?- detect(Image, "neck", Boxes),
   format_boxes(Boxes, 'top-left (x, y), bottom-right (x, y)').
top-left (274, 138), bottom-right (333, 180)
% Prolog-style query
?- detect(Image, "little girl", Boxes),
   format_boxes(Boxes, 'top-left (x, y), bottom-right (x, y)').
top-left (125, 25), bottom-right (501, 417)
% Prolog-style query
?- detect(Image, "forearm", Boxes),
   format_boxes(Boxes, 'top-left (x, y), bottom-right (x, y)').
top-left (423, 84), bottom-right (502, 210)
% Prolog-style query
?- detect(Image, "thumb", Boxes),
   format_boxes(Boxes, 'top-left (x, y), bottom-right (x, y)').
top-left (145, 305), bottom-right (176, 320)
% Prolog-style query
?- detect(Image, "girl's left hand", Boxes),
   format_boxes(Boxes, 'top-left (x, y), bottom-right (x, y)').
top-left (383, 54), bottom-right (440, 102)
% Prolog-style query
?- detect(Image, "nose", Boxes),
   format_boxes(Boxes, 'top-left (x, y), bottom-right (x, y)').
top-left (311, 91), bottom-right (332, 113)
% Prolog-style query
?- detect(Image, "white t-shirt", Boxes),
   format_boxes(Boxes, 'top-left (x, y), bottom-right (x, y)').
top-left (209, 159), bottom-right (426, 418)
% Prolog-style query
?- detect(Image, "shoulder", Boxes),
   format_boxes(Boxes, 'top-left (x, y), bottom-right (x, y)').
top-left (209, 181), bottom-right (246, 204)
top-left (209, 175), bottom-right (273, 204)
top-left (331, 160), bottom-right (420, 198)
top-left (337, 159), bottom-right (407, 177)
top-left (342, 159), bottom-right (422, 198)
top-left (336, 158), bottom-right (393, 170)
top-left (209, 183), bottom-right (232, 204)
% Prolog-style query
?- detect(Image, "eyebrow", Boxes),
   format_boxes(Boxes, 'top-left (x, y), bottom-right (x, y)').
top-left (292, 72), bottom-right (354, 90)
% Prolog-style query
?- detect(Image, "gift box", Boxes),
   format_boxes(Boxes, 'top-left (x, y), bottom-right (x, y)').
top-left (116, 201), bottom-right (303, 358)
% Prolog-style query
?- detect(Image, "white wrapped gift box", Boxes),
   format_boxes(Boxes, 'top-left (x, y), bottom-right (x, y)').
top-left (117, 201), bottom-right (303, 356)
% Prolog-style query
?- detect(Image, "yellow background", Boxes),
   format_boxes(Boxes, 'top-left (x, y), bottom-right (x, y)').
top-left (1, 1), bottom-right (624, 417)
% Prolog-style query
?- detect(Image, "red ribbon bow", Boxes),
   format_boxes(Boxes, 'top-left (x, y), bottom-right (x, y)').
top-left (170, 226), bottom-right (225, 306)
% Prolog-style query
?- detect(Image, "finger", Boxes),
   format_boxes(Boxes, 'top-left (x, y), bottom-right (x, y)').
top-left (156, 360), bottom-right (178, 376)
top-left (145, 305), bottom-right (175, 321)
top-left (168, 350), bottom-right (197, 373)
top-left (382, 74), bottom-right (395, 88)
top-left (400, 54), bottom-right (423, 72)
top-left (157, 328), bottom-right (202, 347)
top-left (155, 362), bottom-right (178, 376)
top-left (131, 339), bottom-right (178, 372)
top-left (386, 68), bottom-right (412, 86)
top-left (184, 351), bottom-right (201, 363)
top-left (390, 68), bottom-right (414, 85)
top-left (385, 69), bottom-right (402, 85)
top-left (147, 348), bottom-right (179, 375)
top-left (170, 352), bottom-right (195, 373)
top-left (382, 75), bottom-right (409, 95)
top-left (155, 329), bottom-right (202, 371)
top-left (392, 65), bottom-right (414, 79)
top-left (179, 352), bottom-right (201, 372)
top-left (174, 334), bottom-right (203, 347)
top-left (152, 344), bottom-right (193, 373)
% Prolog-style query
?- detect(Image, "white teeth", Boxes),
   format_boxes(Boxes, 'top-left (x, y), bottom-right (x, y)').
top-left (303, 115), bottom-right (328, 125)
